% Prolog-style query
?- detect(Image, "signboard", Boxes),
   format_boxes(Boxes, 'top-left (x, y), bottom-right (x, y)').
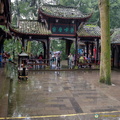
top-left (51, 24), bottom-right (75, 35)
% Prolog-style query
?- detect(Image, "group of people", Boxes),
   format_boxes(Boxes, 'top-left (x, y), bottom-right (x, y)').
top-left (50, 52), bottom-right (61, 69)
top-left (68, 53), bottom-right (96, 69)
top-left (29, 51), bottom-right (96, 69)
top-left (29, 52), bottom-right (61, 69)
top-left (78, 54), bottom-right (92, 63)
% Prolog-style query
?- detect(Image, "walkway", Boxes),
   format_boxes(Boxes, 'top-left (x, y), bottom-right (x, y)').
top-left (0, 68), bottom-right (10, 117)
top-left (4, 70), bottom-right (120, 120)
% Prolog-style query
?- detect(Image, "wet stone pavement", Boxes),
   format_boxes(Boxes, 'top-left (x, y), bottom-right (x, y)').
top-left (0, 68), bottom-right (10, 117)
top-left (2, 70), bottom-right (120, 120)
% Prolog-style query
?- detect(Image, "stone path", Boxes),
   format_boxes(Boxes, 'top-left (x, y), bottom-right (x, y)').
top-left (0, 68), bottom-right (10, 118)
top-left (5, 70), bottom-right (120, 120)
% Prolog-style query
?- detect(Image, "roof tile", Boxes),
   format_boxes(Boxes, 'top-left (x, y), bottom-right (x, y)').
top-left (40, 4), bottom-right (91, 19)
top-left (16, 20), bottom-right (51, 35)
top-left (77, 25), bottom-right (101, 37)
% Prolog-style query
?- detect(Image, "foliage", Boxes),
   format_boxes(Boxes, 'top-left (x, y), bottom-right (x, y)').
top-left (4, 38), bottom-right (22, 59)
top-left (50, 39), bottom-right (66, 59)
top-left (59, 0), bottom-right (120, 29)
top-left (0, 25), bottom-right (9, 32)
top-left (11, 0), bottom-right (120, 29)
top-left (8, 0), bottom-right (120, 60)
top-left (109, 0), bottom-right (120, 28)
top-left (31, 41), bottom-right (43, 56)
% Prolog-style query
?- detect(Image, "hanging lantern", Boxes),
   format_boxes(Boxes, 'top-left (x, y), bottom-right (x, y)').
top-left (0, 2), bottom-right (4, 14)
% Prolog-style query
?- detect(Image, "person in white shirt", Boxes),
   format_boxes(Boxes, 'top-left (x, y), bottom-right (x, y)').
top-left (68, 53), bottom-right (74, 69)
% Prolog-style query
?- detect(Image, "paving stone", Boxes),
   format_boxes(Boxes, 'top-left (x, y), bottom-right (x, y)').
top-left (1, 70), bottom-right (120, 120)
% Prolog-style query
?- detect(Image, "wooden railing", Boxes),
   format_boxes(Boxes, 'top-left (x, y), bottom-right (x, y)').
top-left (26, 59), bottom-right (49, 70)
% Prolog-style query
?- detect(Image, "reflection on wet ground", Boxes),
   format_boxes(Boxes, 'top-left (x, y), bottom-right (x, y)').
top-left (6, 70), bottom-right (120, 120)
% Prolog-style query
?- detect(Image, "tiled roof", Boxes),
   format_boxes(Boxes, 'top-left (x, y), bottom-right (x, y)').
top-left (40, 4), bottom-right (91, 19)
top-left (111, 28), bottom-right (120, 44)
top-left (77, 25), bottom-right (101, 37)
top-left (15, 20), bottom-right (51, 35)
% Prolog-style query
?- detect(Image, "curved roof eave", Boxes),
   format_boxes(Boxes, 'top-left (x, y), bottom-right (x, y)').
top-left (9, 26), bottom-right (51, 38)
top-left (78, 35), bottom-right (101, 38)
top-left (39, 9), bottom-right (92, 20)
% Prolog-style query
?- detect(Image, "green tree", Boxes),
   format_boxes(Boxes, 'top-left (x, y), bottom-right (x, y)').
top-left (11, 0), bottom-right (120, 29)
top-left (109, 0), bottom-right (120, 28)
top-left (31, 41), bottom-right (43, 56)
top-left (99, 0), bottom-right (111, 85)
top-left (4, 38), bottom-right (22, 59)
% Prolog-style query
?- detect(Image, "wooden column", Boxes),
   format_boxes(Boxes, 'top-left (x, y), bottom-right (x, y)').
top-left (21, 38), bottom-right (25, 52)
top-left (47, 37), bottom-right (50, 65)
top-left (66, 40), bottom-right (69, 55)
top-left (91, 42), bottom-right (94, 56)
top-left (42, 41), bottom-right (46, 60)
top-left (75, 36), bottom-right (78, 65)
top-left (93, 38), bottom-right (97, 63)
top-left (96, 39), bottom-right (99, 61)
top-left (66, 40), bottom-right (73, 55)
top-left (86, 42), bottom-right (89, 58)
top-left (114, 45), bottom-right (117, 67)
top-left (111, 45), bottom-right (115, 68)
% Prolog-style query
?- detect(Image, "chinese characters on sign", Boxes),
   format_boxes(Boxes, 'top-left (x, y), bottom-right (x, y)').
top-left (51, 24), bottom-right (75, 34)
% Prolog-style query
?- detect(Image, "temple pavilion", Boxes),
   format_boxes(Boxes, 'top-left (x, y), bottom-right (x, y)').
top-left (9, 4), bottom-right (101, 65)
top-left (1, 2), bottom-right (120, 69)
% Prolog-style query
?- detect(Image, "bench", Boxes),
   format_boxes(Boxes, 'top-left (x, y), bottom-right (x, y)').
top-left (27, 59), bottom-right (49, 69)
top-left (27, 63), bottom-right (48, 66)
top-left (27, 63), bottom-right (48, 69)
top-left (77, 61), bottom-right (100, 68)
top-left (77, 62), bottom-right (92, 68)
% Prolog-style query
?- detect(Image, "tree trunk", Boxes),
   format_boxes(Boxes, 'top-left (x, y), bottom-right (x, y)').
top-left (99, 0), bottom-right (111, 85)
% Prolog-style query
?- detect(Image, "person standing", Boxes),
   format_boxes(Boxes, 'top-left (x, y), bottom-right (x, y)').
top-left (68, 53), bottom-right (74, 69)
top-left (38, 52), bottom-right (44, 69)
top-left (57, 53), bottom-right (61, 68)
top-left (50, 52), bottom-right (52, 66)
